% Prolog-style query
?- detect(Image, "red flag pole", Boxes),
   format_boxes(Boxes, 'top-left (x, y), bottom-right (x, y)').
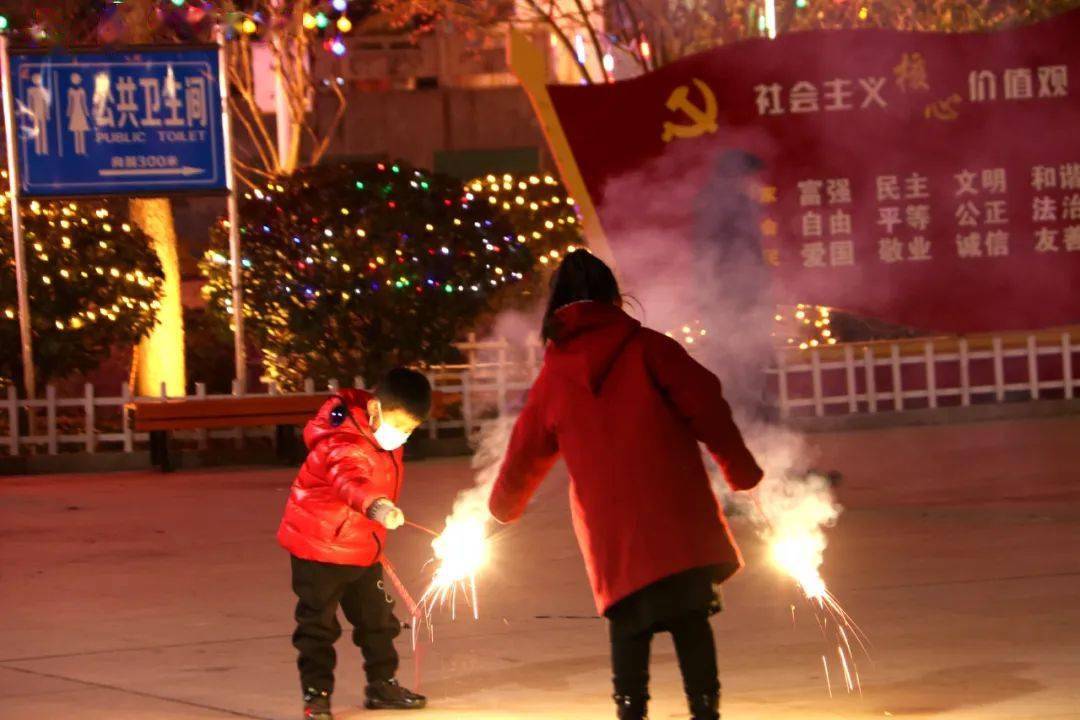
top-left (508, 29), bottom-right (619, 274)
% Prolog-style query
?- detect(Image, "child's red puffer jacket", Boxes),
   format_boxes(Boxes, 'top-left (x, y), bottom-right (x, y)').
top-left (490, 302), bottom-right (763, 614)
top-left (278, 389), bottom-right (403, 566)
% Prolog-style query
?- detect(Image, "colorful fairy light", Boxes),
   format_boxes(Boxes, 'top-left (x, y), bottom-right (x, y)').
top-left (200, 161), bottom-right (539, 389)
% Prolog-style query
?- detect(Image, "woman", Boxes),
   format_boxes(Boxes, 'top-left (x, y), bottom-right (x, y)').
top-left (489, 250), bottom-right (763, 720)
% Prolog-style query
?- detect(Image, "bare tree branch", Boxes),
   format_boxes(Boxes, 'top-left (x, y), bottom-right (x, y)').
top-left (235, 159), bottom-right (276, 180)
top-left (521, 0), bottom-right (597, 83)
top-left (227, 63), bottom-right (279, 171)
top-left (571, 0), bottom-right (607, 78)
top-left (308, 81), bottom-right (348, 166)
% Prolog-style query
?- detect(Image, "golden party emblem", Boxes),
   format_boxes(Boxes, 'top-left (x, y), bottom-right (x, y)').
top-left (661, 78), bottom-right (718, 142)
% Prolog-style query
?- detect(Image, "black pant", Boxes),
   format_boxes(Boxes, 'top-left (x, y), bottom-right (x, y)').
top-left (610, 610), bottom-right (719, 699)
top-left (291, 555), bottom-right (401, 694)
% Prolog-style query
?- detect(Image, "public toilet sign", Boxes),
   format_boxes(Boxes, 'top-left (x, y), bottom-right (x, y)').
top-left (6, 46), bottom-right (227, 197)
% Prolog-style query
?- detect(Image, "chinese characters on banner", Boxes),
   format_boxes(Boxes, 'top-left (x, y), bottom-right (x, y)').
top-left (9, 47), bottom-right (227, 196)
top-left (541, 10), bottom-right (1080, 332)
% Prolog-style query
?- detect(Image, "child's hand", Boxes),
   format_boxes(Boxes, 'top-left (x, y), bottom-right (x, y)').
top-left (368, 498), bottom-right (405, 530)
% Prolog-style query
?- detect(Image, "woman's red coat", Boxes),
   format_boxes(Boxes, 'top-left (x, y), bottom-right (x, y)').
top-left (489, 302), bottom-right (763, 613)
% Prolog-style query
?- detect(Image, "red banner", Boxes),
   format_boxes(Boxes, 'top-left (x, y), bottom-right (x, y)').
top-left (545, 11), bottom-right (1080, 333)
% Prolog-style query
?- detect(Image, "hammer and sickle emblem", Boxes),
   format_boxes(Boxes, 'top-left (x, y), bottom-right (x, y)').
top-left (661, 78), bottom-right (718, 143)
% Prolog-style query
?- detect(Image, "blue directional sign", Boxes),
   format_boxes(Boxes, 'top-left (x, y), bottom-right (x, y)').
top-left (8, 46), bottom-right (228, 197)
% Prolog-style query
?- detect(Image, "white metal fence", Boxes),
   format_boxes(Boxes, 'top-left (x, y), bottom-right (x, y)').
top-left (2, 330), bottom-right (1077, 457)
top-left (773, 330), bottom-right (1077, 419)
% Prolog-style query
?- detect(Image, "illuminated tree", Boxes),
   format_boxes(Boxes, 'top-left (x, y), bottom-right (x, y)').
top-left (200, 160), bottom-right (535, 388)
top-left (0, 180), bottom-right (165, 390)
top-left (465, 172), bottom-right (583, 309)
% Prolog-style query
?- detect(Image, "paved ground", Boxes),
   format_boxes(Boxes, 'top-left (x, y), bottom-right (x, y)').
top-left (1, 414), bottom-right (1078, 720)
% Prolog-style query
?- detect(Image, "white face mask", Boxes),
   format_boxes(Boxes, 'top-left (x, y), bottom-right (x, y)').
top-left (373, 422), bottom-right (410, 451)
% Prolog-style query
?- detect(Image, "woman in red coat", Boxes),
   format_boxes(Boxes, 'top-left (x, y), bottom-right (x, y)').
top-left (489, 251), bottom-right (763, 720)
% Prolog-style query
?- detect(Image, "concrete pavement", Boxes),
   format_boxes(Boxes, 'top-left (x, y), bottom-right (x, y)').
top-left (1, 414), bottom-right (1078, 719)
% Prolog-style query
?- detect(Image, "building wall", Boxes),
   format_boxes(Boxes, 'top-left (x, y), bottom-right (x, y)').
top-left (319, 86), bottom-right (551, 174)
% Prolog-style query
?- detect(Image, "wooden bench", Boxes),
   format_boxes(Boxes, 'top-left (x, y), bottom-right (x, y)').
top-left (133, 394), bottom-right (330, 471)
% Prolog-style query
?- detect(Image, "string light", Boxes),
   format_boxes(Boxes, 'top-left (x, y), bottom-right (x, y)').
top-left (776, 303), bottom-right (835, 350)
top-left (200, 161), bottom-right (548, 388)
top-left (0, 181), bottom-right (164, 370)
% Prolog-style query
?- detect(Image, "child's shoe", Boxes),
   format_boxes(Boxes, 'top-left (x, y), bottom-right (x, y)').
top-left (688, 690), bottom-right (720, 720)
top-left (613, 693), bottom-right (648, 719)
top-left (302, 687), bottom-right (333, 720)
top-left (364, 679), bottom-right (427, 710)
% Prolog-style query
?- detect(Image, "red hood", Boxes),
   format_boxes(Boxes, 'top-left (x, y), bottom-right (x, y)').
top-left (548, 302), bottom-right (642, 395)
top-left (303, 388), bottom-right (375, 449)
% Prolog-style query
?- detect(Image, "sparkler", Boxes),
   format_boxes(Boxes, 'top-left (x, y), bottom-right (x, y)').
top-left (752, 473), bottom-right (869, 696)
top-left (418, 515), bottom-right (489, 622)
top-left (409, 416), bottom-right (515, 640)
top-left (401, 514), bottom-right (491, 648)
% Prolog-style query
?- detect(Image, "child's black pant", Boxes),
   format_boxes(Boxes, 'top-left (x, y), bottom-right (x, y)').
top-left (609, 610), bottom-right (719, 699)
top-left (290, 555), bottom-right (401, 694)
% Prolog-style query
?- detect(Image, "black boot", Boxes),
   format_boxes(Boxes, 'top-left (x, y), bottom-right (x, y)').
top-left (302, 687), bottom-right (333, 720)
top-left (364, 678), bottom-right (427, 710)
top-left (688, 691), bottom-right (720, 720)
top-left (613, 693), bottom-right (649, 719)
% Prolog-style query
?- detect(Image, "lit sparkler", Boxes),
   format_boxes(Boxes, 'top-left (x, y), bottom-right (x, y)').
top-left (410, 416), bottom-right (515, 642)
top-left (418, 515), bottom-right (489, 621)
top-left (752, 473), bottom-right (869, 695)
top-left (403, 513), bottom-right (493, 649)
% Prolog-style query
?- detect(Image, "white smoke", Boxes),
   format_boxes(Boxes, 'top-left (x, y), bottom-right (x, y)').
top-left (451, 414), bottom-right (518, 527)
top-left (432, 137), bottom-right (845, 603)
top-left (597, 139), bottom-right (846, 597)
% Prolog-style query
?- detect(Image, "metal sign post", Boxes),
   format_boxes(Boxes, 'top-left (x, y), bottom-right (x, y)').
top-left (217, 28), bottom-right (246, 391)
top-left (3, 41), bottom-right (239, 393)
top-left (0, 35), bottom-right (36, 401)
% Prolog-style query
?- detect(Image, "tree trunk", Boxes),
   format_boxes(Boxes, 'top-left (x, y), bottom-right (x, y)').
top-left (121, 0), bottom-right (187, 396)
top-left (132, 198), bottom-right (186, 395)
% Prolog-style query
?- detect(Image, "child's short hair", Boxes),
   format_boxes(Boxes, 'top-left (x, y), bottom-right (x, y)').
top-left (375, 367), bottom-right (433, 421)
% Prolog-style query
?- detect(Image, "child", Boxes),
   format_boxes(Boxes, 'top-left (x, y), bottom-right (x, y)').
top-left (489, 251), bottom-right (764, 720)
top-left (278, 368), bottom-right (432, 720)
